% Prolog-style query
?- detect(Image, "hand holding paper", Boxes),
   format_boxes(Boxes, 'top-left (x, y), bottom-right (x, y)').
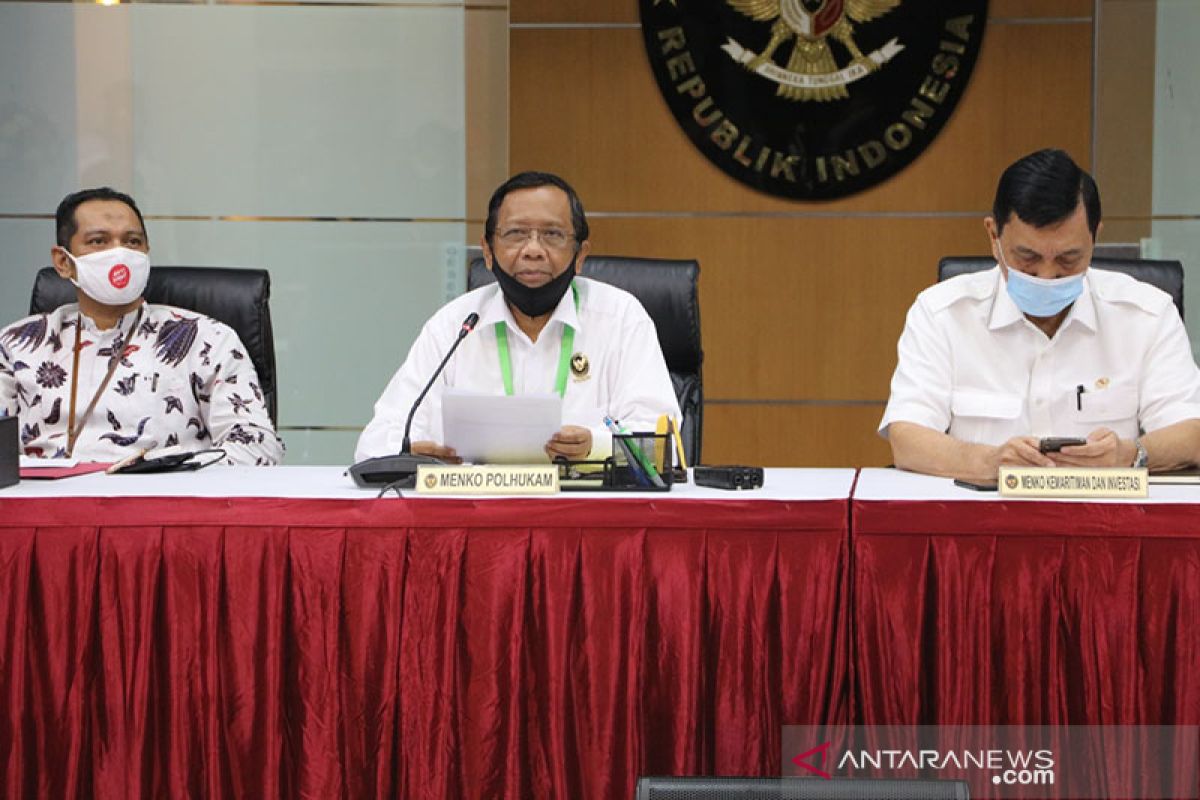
top-left (442, 389), bottom-right (563, 464)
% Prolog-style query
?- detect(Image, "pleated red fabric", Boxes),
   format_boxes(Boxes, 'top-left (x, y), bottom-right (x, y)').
top-left (0, 496), bottom-right (849, 799)
top-left (853, 499), bottom-right (1200, 728)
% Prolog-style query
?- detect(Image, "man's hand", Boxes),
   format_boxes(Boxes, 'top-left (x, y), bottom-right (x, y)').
top-left (992, 436), bottom-right (1057, 470)
top-left (1050, 427), bottom-right (1134, 468)
top-left (546, 425), bottom-right (592, 461)
top-left (888, 421), bottom-right (1052, 482)
top-left (411, 440), bottom-right (462, 464)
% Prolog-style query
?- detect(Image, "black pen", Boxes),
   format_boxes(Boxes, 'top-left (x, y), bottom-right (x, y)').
top-left (1076, 384), bottom-right (1085, 411)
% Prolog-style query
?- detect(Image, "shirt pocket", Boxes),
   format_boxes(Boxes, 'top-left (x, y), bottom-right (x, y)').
top-left (951, 389), bottom-right (1023, 421)
top-left (131, 372), bottom-right (197, 440)
top-left (1077, 387), bottom-right (1138, 424)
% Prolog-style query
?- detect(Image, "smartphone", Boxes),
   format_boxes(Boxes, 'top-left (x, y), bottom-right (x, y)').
top-left (953, 478), bottom-right (998, 492)
top-left (109, 446), bottom-right (224, 474)
top-left (1038, 437), bottom-right (1087, 453)
top-left (116, 451), bottom-right (200, 474)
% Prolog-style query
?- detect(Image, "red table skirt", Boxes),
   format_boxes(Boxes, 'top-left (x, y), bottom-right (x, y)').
top-left (853, 499), bottom-right (1200, 727)
top-left (0, 497), bottom-right (849, 799)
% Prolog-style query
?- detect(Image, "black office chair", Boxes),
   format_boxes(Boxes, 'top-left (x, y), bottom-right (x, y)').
top-left (30, 266), bottom-right (279, 424)
top-left (468, 255), bottom-right (704, 464)
top-left (937, 256), bottom-right (1185, 321)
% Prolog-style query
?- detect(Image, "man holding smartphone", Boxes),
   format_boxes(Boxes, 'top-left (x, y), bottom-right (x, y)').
top-left (879, 149), bottom-right (1200, 482)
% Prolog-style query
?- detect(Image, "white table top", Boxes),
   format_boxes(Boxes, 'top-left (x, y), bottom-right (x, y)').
top-left (0, 466), bottom-right (858, 502)
top-left (10, 467), bottom-right (1200, 504)
top-left (855, 466), bottom-right (1200, 504)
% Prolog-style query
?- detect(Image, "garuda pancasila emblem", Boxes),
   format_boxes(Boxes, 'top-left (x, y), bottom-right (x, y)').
top-left (723, 0), bottom-right (904, 102)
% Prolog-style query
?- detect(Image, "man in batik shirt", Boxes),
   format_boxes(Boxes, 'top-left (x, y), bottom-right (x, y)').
top-left (0, 187), bottom-right (283, 465)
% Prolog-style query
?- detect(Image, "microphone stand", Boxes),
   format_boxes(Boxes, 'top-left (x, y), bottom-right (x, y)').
top-left (349, 313), bottom-right (479, 489)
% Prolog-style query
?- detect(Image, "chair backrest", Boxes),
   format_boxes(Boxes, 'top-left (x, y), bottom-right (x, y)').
top-left (937, 256), bottom-right (1185, 321)
top-left (468, 255), bottom-right (704, 463)
top-left (30, 266), bottom-right (278, 423)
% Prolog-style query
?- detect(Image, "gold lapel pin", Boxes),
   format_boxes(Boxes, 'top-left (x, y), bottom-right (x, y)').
top-left (570, 352), bottom-right (590, 380)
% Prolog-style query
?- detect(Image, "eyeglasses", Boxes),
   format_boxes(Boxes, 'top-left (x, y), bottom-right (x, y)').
top-left (496, 226), bottom-right (575, 249)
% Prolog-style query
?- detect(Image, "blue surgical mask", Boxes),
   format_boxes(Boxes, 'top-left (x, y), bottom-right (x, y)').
top-left (1002, 257), bottom-right (1085, 318)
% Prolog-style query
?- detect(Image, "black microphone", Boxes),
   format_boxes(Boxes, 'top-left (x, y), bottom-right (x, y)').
top-left (349, 312), bottom-right (480, 489)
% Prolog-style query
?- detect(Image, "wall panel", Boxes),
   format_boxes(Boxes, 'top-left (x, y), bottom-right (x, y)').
top-left (511, 1), bottom-right (1097, 465)
top-left (704, 404), bottom-right (892, 468)
top-left (467, 5), bottom-right (510, 243)
top-left (0, 3), bottom-right (78, 216)
top-left (512, 0), bottom-right (1094, 26)
top-left (510, 22), bottom-right (1092, 213)
top-left (0, 0), bottom-right (473, 466)
top-left (586, 216), bottom-right (987, 401)
top-left (1095, 0), bottom-right (1155, 228)
top-left (989, 0), bottom-right (1093, 17)
top-left (132, 6), bottom-right (465, 218)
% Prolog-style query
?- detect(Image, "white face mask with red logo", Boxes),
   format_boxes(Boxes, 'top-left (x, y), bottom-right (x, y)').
top-left (62, 246), bottom-right (151, 306)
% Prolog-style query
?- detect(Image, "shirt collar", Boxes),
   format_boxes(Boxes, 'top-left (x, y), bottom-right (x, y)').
top-left (476, 278), bottom-right (582, 341)
top-left (71, 303), bottom-right (146, 337)
top-left (1063, 272), bottom-right (1097, 332)
top-left (987, 266), bottom-right (1096, 333)
top-left (987, 266), bottom-right (1024, 331)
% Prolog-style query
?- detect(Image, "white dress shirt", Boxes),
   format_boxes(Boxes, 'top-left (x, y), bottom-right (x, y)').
top-left (355, 277), bottom-right (681, 461)
top-left (879, 266), bottom-right (1200, 445)
top-left (0, 303), bottom-right (283, 464)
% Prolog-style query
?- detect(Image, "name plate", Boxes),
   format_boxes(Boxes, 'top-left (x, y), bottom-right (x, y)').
top-left (999, 466), bottom-right (1148, 498)
top-left (416, 464), bottom-right (559, 495)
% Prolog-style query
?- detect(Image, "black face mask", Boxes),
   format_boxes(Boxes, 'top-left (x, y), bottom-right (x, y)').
top-left (491, 254), bottom-right (577, 318)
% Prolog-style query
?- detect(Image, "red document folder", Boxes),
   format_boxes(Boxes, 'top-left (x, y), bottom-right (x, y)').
top-left (19, 462), bottom-right (113, 480)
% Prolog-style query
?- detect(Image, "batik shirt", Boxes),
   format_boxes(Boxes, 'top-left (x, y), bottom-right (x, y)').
top-left (0, 303), bottom-right (284, 465)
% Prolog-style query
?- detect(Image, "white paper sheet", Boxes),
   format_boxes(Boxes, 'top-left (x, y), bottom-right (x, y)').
top-left (442, 390), bottom-right (562, 464)
top-left (20, 455), bottom-right (80, 468)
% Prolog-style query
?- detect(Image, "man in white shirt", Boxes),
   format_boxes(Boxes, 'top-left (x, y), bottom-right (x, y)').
top-left (0, 187), bottom-right (283, 465)
top-left (880, 149), bottom-right (1200, 481)
top-left (356, 171), bottom-right (680, 463)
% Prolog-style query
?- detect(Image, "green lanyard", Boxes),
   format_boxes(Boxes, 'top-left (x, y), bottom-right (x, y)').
top-left (495, 282), bottom-right (579, 398)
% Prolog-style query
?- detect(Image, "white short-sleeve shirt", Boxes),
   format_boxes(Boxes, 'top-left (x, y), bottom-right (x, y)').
top-left (355, 277), bottom-right (681, 461)
top-left (879, 266), bottom-right (1200, 445)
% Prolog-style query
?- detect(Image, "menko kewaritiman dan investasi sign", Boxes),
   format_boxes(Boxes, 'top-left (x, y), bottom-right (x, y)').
top-left (639, 0), bottom-right (988, 200)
